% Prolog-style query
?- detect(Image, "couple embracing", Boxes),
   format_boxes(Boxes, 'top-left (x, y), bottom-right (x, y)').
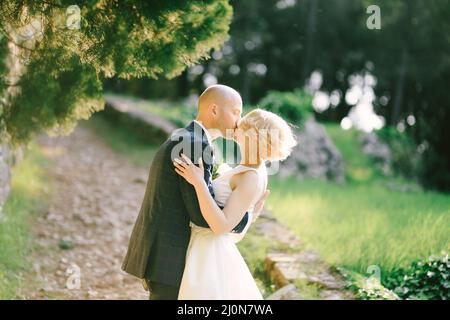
top-left (122, 84), bottom-right (296, 300)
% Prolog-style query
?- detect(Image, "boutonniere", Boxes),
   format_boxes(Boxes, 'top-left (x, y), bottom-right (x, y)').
top-left (212, 163), bottom-right (219, 180)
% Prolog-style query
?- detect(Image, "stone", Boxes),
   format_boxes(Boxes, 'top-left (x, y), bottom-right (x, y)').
top-left (278, 118), bottom-right (346, 184)
top-left (33, 262), bottom-right (41, 274)
top-left (320, 290), bottom-right (351, 300)
top-left (265, 250), bottom-right (350, 293)
top-left (103, 95), bottom-right (178, 144)
top-left (254, 217), bottom-right (302, 249)
top-left (87, 290), bottom-right (98, 298)
top-left (266, 284), bottom-right (303, 300)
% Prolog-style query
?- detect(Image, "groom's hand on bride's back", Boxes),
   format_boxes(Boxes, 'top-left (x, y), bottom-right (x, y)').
top-left (252, 189), bottom-right (270, 222)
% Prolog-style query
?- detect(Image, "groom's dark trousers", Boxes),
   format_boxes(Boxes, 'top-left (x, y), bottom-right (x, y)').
top-left (121, 121), bottom-right (250, 300)
top-left (148, 281), bottom-right (179, 300)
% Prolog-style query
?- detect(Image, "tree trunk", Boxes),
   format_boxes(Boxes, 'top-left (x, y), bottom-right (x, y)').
top-left (241, 58), bottom-right (251, 103)
top-left (178, 70), bottom-right (189, 97)
top-left (390, 47), bottom-right (408, 126)
top-left (302, 0), bottom-right (318, 84)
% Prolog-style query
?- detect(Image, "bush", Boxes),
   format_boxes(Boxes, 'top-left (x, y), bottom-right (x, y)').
top-left (376, 126), bottom-right (422, 180)
top-left (420, 150), bottom-right (450, 193)
top-left (338, 267), bottom-right (399, 300)
top-left (383, 252), bottom-right (449, 300)
top-left (258, 89), bottom-right (313, 125)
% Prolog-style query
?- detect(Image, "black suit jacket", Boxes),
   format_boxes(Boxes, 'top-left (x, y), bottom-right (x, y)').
top-left (121, 121), bottom-right (248, 287)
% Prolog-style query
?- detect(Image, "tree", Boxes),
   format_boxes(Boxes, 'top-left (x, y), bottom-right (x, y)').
top-left (362, 0), bottom-right (450, 191)
top-left (0, 0), bottom-right (233, 145)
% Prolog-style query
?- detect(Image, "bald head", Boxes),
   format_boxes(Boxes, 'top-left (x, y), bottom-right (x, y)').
top-left (198, 84), bottom-right (242, 114)
top-left (196, 84), bottom-right (243, 139)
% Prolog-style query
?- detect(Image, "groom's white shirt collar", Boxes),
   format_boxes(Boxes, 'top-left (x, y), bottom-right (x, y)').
top-left (193, 120), bottom-right (213, 146)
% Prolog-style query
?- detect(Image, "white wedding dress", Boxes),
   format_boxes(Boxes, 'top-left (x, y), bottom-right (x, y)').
top-left (178, 163), bottom-right (267, 300)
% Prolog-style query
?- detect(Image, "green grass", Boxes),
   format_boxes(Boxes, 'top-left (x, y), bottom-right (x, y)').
top-left (267, 122), bottom-right (450, 281)
top-left (0, 141), bottom-right (51, 299)
top-left (323, 122), bottom-right (384, 183)
top-left (267, 178), bottom-right (450, 276)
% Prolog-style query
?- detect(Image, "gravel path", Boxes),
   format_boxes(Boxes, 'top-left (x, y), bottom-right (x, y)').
top-left (18, 123), bottom-right (149, 299)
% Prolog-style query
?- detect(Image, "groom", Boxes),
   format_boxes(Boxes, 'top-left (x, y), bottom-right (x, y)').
top-left (122, 84), bottom-right (269, 300)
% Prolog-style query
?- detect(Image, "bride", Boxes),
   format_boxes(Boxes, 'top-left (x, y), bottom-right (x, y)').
top-left (173, 108), bottom-right (296, 300)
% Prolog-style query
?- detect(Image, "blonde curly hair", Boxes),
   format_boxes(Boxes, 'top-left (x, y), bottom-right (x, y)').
top-left (237, 108), bottom-right (297, 162)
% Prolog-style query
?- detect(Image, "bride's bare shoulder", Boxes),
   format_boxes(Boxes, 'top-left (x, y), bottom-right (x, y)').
top-left (230, 169), bottom-right (259, 190)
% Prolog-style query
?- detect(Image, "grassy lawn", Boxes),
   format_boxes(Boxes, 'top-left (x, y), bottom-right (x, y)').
top-left (324, 123), bottom-right (383, 183)
top-left (0, 141), bottom-right (51, 299)
top-left (266, 123), bottom-right (450, 282)
top-left (267, 177), bottom-right (449, 276)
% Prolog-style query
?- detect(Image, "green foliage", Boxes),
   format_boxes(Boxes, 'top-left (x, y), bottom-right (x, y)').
top-left (0, 0), bottom-right (233, 145)
top-left (258, 89), bottom-right (313, 125)
top-left (212, 163), bottom-right (220, 180)
top-left (5, 52), bottom-right (104, 146)
top-left (79, 0), bottom-right (233, 79)
top-left (58, 239), bottom-right (75, 250)
top-left (376, 126), bottom-right (422, 180)
top-left (325, 123), bottom-right (384, 183)
top-left (383, 252), bottom-right (450, 300)
top-left (339, 267), bottom-right (399, 300)
top-left (0, 141), bottom-right (50, 299)
top-left (420, 148), bottom-right (450, 194)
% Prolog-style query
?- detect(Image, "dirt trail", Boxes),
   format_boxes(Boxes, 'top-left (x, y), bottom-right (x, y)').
top-left (18, 123), bottom-right (149, 299)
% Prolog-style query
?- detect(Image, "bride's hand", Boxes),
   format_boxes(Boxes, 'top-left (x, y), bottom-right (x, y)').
top-left (173, 153), bottom-right (205, 187)
top-left (252, 189), bottom-right (270, 222)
